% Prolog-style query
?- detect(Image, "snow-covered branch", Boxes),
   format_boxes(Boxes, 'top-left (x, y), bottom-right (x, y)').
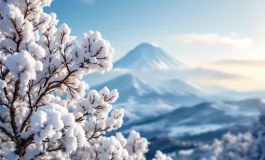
top-left (0, 0), bottom-right (171, 159)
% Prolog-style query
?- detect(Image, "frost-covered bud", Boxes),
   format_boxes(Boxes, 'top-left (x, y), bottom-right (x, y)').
top-left (71, 30), bottom-right (114, 73)
top-left (100, 87), bottom-right (119, 103)
top-left (5, 50), bottom-right (43, 85)
top-left (27, 42), bottom-right (46, 59)
top-left (125, 130), bottom-right (149, 159)
top-left (29, 104), bottom-right (88, 154)
top-left (116, 132), bottom-right (127, 147)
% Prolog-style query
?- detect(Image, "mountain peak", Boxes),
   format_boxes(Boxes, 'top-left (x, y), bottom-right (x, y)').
top-left (114, 43), bottom-right (187, 70)
top-left (137, 42), bottom-right (159, 48)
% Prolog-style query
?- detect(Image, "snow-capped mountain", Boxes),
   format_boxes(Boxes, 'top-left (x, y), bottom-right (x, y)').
top-left (114, 43), bottom-right (186, 70)
top-left (85, 42), bottom-right (265, 158)
top-left (86, 42), bottom-right (263, 129)
top-left (85, 42), bottom-right (265, 157)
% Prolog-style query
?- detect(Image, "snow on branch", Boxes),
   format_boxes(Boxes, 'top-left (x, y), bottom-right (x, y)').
top-left (0, 0), bottom-right (171, 159)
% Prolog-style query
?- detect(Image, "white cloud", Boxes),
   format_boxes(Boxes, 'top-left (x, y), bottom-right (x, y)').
top-left (168, 33), bottom-right (253, 50)
top-left (213, 59), bottom-right (265, 66)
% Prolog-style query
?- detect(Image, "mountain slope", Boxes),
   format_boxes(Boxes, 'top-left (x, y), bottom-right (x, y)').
top-left (114, 43), bottom-right (186, 70)
top-left (127, 102), bottom-right (246, 127)
top-left (159, 78), bottom-right (203, 96)
top-left (120, 102), bottom-right (249, 138)
top-left (91, 73), bottom-right (157, 102)
top-left (222, 98), bottom-right (265, 115)
top-left (91, 73), bottom-right (204, 104)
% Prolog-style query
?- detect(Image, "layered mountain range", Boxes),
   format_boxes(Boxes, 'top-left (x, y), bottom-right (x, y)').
top-left (84, 43), bottom-right (265, 157)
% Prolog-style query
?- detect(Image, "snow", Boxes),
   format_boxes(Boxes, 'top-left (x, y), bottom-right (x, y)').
top-left (0, 0), bottom-right (263, 158)
top-left (168, 124), bottom-right (228, 137)
top-left (5, 50), bottom-right (43, 85)
top-left (126, 118), bottom-right (229, 137)
top-left (114, 43), bottom-right (187, 70)
top-left (91, 74), bottom-right (158, 100)
top-left (0, 0), bottom-right (173, 159)
top-left (30, 104), bottom-right (88, 154)
top-left (125, 130), bottom-right (149, 159)
top-left (153, 150), bottom-right (173, 160)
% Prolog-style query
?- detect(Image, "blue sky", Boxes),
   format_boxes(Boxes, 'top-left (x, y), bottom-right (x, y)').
top-left (45, 0), bottom-right (265, 61)
top-left (45, 0), bottom-right (265, 90)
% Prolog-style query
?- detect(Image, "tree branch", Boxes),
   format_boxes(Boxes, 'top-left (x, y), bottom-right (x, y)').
top-left (0, 125), bottom-right (16, 142)
top-left (9, 79), bottom-right (21, 144)
top-left (20, 70), bottom-right (77, 132)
